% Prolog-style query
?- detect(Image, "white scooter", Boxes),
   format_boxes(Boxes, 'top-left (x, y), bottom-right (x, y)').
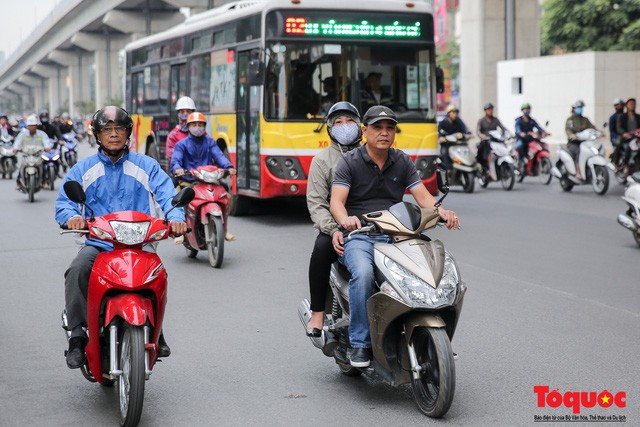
top-left (616, 172), bottom-right (640, 247)
top-left (478, 129), bottom-right (516, 191)
top-left (550, 128), bottom-right (610, 195)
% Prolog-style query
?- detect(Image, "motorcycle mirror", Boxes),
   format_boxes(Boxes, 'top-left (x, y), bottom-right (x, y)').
top-left (63, 180), bottom-right (86, 204)
top-left (435, 167), bottom-right (449, 208)
top-left (436, 167), bottom-right (449, 193)
top-left (172, 187), bottom-right (195, 208)
top-left (545, 120), bottom-right (549, 127)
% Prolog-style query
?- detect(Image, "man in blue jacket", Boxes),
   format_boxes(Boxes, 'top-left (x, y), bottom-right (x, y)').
top-left (171, 112), bottom-right (237, 241)
top-left (56, 106), bottom-right (187, 369)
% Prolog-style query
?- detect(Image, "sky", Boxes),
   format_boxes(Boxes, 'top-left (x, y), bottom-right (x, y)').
top-left (0, 0), bottom-right (60, 61)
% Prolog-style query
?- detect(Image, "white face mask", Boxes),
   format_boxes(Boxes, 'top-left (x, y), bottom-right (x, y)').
top-left (189, 125), bottom-right (205, 137)
top-left (330, 122), bottom-right (360, 146)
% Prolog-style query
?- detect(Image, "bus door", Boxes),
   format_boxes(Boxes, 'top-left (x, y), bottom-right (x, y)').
top-left (236, 48), bottom-right (262, 193)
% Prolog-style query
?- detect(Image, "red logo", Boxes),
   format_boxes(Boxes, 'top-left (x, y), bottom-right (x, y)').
top-left (534, 386), bottom-right (626, 414)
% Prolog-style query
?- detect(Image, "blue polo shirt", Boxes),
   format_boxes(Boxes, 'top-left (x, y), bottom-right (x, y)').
top-left (333, 144), bottom-right (421, 220)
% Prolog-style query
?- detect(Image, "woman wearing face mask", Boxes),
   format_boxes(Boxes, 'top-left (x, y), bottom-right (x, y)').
top-left (304, 102), bottom-right (362, 337)
top-left (171, 112), bottom-right (238, 241)
top-left (166, 96), bottom-right (197, 168)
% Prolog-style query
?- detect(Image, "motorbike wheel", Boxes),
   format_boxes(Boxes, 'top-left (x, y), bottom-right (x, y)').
top-left (206, 216), bottom-right (225, 268)
top-left (460, 172), bottom-right (475, 193)
top-left (68, 152), bottom-right (77, 168)
top-left (516, 161), bottom-right (525, 183)
top-left (48, 165), bottom-right (56, 191)
top-left (500, 163), bottom-right (515, 191)
top-left (118, 325), bottom-right (146, 427)
top-left (28, 175), bottom-right (36, 202)
top-left (591, 165), bottom-right (609, 195)
top-left (634, 231), bottom-right (640, 248)
top-left (3, 158), bottom-right (12, 179)
top-left (539, 158), bottom-right (553, 185)
top-left (410, 327), bottom-right (455, 418)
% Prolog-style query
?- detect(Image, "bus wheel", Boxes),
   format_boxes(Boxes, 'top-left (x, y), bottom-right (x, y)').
top-left (229, 194), bottom-right (251, 217)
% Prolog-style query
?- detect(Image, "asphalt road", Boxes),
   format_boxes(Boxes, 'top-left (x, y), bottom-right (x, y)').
top-left (0, 143), bottom-right (638, 426)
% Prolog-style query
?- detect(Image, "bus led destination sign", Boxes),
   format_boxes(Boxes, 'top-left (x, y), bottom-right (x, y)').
top-left (284, 17), bottom-right (421, 39)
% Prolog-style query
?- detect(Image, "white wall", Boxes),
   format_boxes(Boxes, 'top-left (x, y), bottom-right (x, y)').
top-left (497, 51), bottom-right (640, 146)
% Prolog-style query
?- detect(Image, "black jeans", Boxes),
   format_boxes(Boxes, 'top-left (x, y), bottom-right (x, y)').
top-left (308, 233), bottom-right (338, 312)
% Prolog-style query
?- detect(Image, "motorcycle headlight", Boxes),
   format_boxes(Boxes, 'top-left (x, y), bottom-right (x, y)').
top-left (193, 169), bottom-right (222, 183)
top-left (108, 221), bottom-right (150, 245)
top-left (383, 254), bottom-right (459, 309)
top-left (52, 154), bottom-right (60, 161)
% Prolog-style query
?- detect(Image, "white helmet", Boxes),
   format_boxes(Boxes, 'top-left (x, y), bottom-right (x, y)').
top-left (175, 96), bottom-right (196, 111)
top-left (25, 114), bottom-right (39, 126)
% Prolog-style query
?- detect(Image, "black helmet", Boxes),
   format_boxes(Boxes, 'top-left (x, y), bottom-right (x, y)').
top-left (39, 110), bottom-right (49, 123)
top-left (483, 102), bottom-right (494, 110)
top-left (326, 101), bottom-right (362, 148)
top-left (91, 106), bottom-right (133, 137)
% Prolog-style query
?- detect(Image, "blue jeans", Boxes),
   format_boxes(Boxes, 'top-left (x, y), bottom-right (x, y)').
top-left (339, 234), bottom-right (392, 348)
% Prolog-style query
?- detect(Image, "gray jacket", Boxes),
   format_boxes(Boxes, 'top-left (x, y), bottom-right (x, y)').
top-left (307, 142), bottom-right (345, 236)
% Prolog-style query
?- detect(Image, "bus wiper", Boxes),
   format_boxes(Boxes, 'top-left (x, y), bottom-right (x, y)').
top-left (314, 118), bottom-right (327, 133)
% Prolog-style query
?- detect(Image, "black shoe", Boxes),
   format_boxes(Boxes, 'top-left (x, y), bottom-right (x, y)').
top-left (158, 333), bottom-right (171, 358)
top-left (305, 327), bottom-right (321, 337)
top-left (66, 336), bottom-right (87, 369)
top-left (349, 348), bottom-right (371, 368)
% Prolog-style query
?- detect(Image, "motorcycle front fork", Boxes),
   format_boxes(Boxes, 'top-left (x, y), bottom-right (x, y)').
top-left (107, 323), bottom-right (152, 380)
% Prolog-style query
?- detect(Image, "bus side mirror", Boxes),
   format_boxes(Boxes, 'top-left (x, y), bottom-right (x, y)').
top-left (248, 59), bottom-right (265, 86)
top-left (436, 66), bottom-right (445, 94)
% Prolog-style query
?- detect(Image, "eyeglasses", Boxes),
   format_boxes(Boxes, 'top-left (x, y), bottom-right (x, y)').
top-left (101, 126), bottom-right (127, 134)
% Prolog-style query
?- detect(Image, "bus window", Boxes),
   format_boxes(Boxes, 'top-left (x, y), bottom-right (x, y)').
top-left (190, 54), bottom-right (211, 112)
top-left (265, 43), bottom-right (351, 120)
top-left (356, 46), bottom-right (435, 121)
top-left (144, 65), bottom-right (161, 111)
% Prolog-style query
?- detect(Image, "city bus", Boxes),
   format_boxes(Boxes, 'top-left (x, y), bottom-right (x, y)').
top-left (124, 0), bottom-right (441, 215)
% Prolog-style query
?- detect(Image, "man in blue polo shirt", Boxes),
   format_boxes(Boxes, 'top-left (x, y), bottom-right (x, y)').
top-left (329, 105), bottom-right (460, 367)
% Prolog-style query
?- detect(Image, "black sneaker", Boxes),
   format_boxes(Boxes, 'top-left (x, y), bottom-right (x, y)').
top-left (349, 348), bottom-right (371, 368)
top-left (158, 333), bottom-right (171, 358)
top-left (66, 336), bottom-right (87, 369)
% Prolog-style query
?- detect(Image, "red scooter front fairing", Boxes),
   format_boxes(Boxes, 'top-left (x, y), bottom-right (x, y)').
top-left (81, 210), bottom-right (172, 383)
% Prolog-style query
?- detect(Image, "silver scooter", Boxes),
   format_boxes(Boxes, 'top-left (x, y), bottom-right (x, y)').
top-left (617, 172), bottom-right (640, 247)
top-left (299, 170), bottom-right (466, 418)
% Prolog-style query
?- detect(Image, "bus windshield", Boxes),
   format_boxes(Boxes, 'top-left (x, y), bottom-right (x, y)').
top-left (265, 42), bottom-right (436, 122)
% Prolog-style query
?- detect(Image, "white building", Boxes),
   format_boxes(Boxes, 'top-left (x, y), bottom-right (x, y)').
top-left (496, 51), bottom-right (640, 147)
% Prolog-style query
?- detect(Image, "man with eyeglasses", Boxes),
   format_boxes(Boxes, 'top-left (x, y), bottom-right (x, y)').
top-left (55, 106), bottom-right (187, 369)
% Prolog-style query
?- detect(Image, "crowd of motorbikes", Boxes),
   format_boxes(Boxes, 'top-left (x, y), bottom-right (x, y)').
top-left (2, 109), bottom-right (638, 426)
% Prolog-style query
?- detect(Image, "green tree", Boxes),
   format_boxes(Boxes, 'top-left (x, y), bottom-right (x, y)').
top-left (438, 37), bottom-right (459, 84)
top-left (541, 0), bottom-right (640, 54)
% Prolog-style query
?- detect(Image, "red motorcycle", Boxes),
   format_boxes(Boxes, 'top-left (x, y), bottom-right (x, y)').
top-left (60, 180), bottom-right (194, 427)
top-left (517, 130), bottom-right (552, 184)
top-left (180, 165), bottom-right (230, 268)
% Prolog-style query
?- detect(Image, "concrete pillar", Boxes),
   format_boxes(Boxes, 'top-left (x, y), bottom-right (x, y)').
top-left (47, 66), bottom-right (65, 115)
top-left (459, 0), bottom-right (539, 125)
top-left (30, 64), bottom-right (57, 111)
top-left (17, 75), bottom-right (41, 113)
top-left (72, 32), bottom-right (132, 107)
top-left (48, 50), bottom-right (93, 117)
